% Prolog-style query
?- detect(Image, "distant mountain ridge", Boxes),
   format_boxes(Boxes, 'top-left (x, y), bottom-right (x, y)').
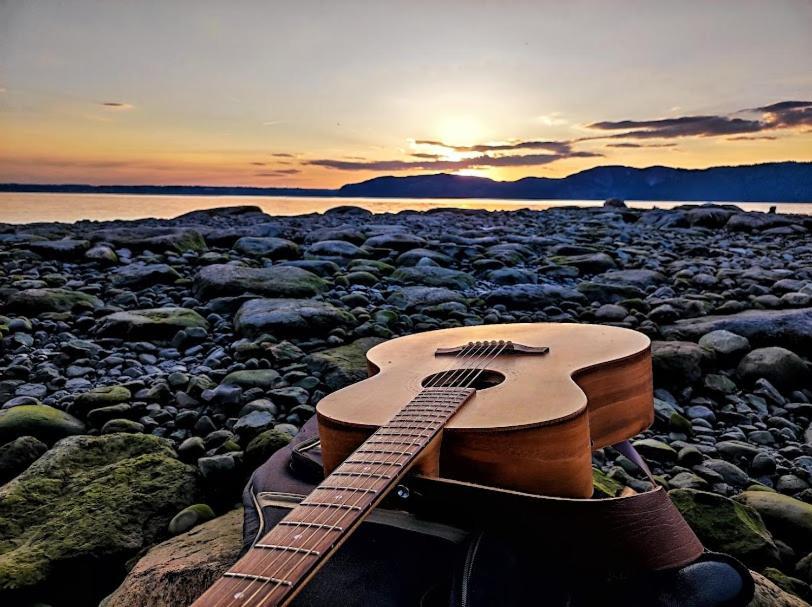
top-left (2, 161), bottom-right (810, 202)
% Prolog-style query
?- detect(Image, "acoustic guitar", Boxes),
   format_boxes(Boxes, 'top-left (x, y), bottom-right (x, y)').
top-left (192, 323), bottom-right (653, 607)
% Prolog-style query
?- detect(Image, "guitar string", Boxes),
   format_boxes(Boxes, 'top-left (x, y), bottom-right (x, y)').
top-left (226, 341), bottom-right (490, 607)
top-left (250, 340), bottom-right (508, 607)
top-left (240, 342), bottom-right (495, 607)
top-left (213, 341), bottom-right (489, 607)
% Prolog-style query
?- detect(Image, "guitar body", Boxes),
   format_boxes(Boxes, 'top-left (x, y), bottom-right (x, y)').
top-left (317, 323), bottom-right (652, 498)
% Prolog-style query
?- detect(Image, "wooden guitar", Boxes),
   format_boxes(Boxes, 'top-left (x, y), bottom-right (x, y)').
top-left (192, 323), bottom-right (653, 607)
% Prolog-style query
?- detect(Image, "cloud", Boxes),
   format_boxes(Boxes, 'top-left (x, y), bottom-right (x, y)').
top-left (271, 152), bottom-right (294, 158)
top-left (307, 150), bottom-right (601, 171)
top-left (255, 169), bottom-right (300, 177)
top-left (606, 142), bottom-right (677, 148)
top-left (727, 135), bottom-right (778, 141)
top-left (585, 100), bottom-right (812, 140)
top-left (100, 102), bottom-right (134, 110)
top-left (415, 139), bottom-right (572, 154)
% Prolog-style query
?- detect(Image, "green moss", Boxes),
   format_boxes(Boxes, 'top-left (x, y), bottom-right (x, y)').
top-left (670, 488), bottom-right (779, 568)
top-left (96, 308), bottom-right (209, 341)
top-left (6, 288), bottom-right (103, 314)
top-left (306, 336), bottom-right (385, 391)
top-left (592, 468), bottom-right (622, 498)
top-left (0, 434), bottom-right (201, 598)
top-left (762, 567), bottom-right (811, 601)
top-left (245, 429), bottom-right (293, 469)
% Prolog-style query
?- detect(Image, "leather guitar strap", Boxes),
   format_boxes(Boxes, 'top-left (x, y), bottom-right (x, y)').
top-left (403, 440), bottom-right (704, 573)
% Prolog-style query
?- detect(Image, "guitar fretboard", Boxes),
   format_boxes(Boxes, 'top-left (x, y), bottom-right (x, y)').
top-left (192, 386), bottom-right (475, 607)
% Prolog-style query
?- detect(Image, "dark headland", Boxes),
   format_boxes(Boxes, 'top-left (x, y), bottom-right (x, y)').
top-left (2, 160), bottom-right (811, 202)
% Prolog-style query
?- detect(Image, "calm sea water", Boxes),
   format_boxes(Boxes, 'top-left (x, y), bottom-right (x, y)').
top-left (0, 192), bottom-right (810, 224)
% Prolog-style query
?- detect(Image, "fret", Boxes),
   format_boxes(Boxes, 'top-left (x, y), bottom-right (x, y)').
top-left (300, 501), bottom-right (364, 511)
top-left (344, 458), bottom-right (405, 467)
top-left (374, 430), bottom-right (433, 439)
top-left (315, 485), bottom-right (378, 494)
top-left (364, 439), bottom-right (421, 446)
top-left (383, 423), bottom-right (442, 431)
top-left (224, 572), bottom-right (293, 586)
top-left (278, 521), bottom-right (344, 532)
top-left (332, 471), bottom-right (393, 480)
top-left (255, 543), bottom-right (322, 556)
top-left (354, 448), bottom-right (415, 456)
top-left (394, 412), bottom-right (447, 419)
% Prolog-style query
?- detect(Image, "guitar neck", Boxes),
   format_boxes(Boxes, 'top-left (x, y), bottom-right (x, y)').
top-left (192, 386), bottom-right (475, 607)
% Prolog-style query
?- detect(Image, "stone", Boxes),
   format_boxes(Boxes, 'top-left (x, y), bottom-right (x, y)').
top-left (245, 429), bottom-right (293, 469)
top-left (594, 269), bottom-right (666, 289)
top-left (396, 248), bottom-right (452, 267)
top-left (651, 340), bottom-right (707, 385)
top-left (552, 252), bottom-right (616, 274)
top-left (5, 288), bottom-right (103, 314)
top-left (307, 240), bottom-right (366, 259)
top-left (71, 385), bottom-right (131, 418)
top-left (112, 263), bottom-right (181, 289)
top-left (738, 347), bottom-right (808, 391)
top-left (749, 570), bottom-right (811, 607)
top-left (0, 433), bottom-right (201, 603)
top-left (85, 244), bottom-right (118, 264)
top-left (234, 298), bottom-right (353, 338)
top-left (233, 237), bottom-right (299, 259)
top-left (703, 459), bottom-right (751, 487)
top-left (233, 410), bottom-right (276, 441)
top-left (484, 283), bottom-right (587, 308)
top-left (95, 227), bottom-right (207, 252)
top-left (221, 369), bottom-right (281, 391)
top-left (101, 418), bottom-right (145, 434)
top-left (698, 330), bottom-right (751, 361)
top-left (167, 504), bottom-right (216, 536)
top-left (101, 509), bottom-right (243, 607)
top-left (305, 337), bottom-right (386, 391)
top-left (0, 436), bottom-right (47, 485)
top-left (391, 266), bottom-right (475, 290)
top-left (0, 405), bottom-right (85, 446)
top-left (194, 264), bottom-right (326, 300)
top-left (662, 308), bottom-right (812, 355)
top-left (96, 308), bottom-right (209, 341)
top-left (669, 489), bottom-right (779, 567)
top-left (631, 438), bottom-right (676, 461)
top-left (363, 232), bottom-right (426, 251)
top-left (735, 490), bottom-right (812, 552)
top-left (387, 286), bottom-right (465, 310)
top-left (29, 239), bottom-right (90, 260)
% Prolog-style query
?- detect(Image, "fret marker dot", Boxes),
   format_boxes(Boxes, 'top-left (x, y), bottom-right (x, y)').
top-left (234, 591), bottom-right (245, 600)
top-left (294, 533), bottom-right (303, 540)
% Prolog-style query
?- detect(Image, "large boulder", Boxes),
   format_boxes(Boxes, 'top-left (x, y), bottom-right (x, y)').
top-left (595, 269), bottom-right (667, 289)
top-left (111, 263), bottom-right (181, 289)
top-left (4, 288), bottom-right (103, 314)
top-left (94, 227), bottom-right (207, 252)
top-left (551, 252), bottom-right (616, 274)
top-left (194, 264), bottom-right (326, 300)
top-left (735, 491), bottom-right (812, 552)
top-left (669, 489), bottom-right (779, 568)
top-left (737, 347), bottom-right (808, 391)
top-left (29, 239), bottom-right (90, 260)
top-left (96, 308), bottom-right (209, 341)
top-left (101, 508), bottom-right (243, 607)
top-left (234, 298), bottom-right (353, 338)
top-left (0, 433), bottom-right (201, 604)
top-left (0, 405), bottom-right (85, 446)
top-left (306, 336), bottom-right (386, 391)
top-left (662, 308), bottom-right (812, 355)
top-left (232, 237), bottom-right (299, 259)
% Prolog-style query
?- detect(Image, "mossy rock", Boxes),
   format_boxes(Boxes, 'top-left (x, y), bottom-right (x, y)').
top-left (234, 298), bottom-right (353, 339)
top-left (193, 264), bottom-right (326, 300)
top-left (245, 429), bottom-right (293, 470)
top-left (670, 488), bottom-right (780, 568)
top-left (306, 336), bottom-right (386, 391)
top-left (221, 369), bottom-right (281, 391)
top-left (762, 567), bottom-right (812, 602)
top-left (390, 266), bottom-right (475, 290)
top-left (0, 405), bottom-right (85, 446)
top-left (735, 490), bottom-right (812, 552)
top-left (96, 308), bottom-right (209, 342)
top-left (94, 227), bottom-right (207, 253)
top-left (168, 504), bottom-right (216, 536)
top-left (71, 385), bottom-right (132, 418)
top-left (0, 436), bottom-right (48, 485)
top-left (5, 288), bottom-right (103, 314)
top-left (0, 433), bottom-right (201, 604)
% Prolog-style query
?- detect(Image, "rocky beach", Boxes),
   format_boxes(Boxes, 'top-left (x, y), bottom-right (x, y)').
top-left (1, 201), bottom-right (811, 606)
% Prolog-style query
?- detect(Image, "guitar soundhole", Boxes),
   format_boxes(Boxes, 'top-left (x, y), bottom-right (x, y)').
top-left (421, 369), bottom-right (505, 390)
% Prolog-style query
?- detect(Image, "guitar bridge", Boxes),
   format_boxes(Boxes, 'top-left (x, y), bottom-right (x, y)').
top-left (435, 340), bottom-right (549, 356)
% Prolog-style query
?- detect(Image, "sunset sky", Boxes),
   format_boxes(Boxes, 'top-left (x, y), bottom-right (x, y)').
top-left (1, 1), bottom-right (811, 188)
